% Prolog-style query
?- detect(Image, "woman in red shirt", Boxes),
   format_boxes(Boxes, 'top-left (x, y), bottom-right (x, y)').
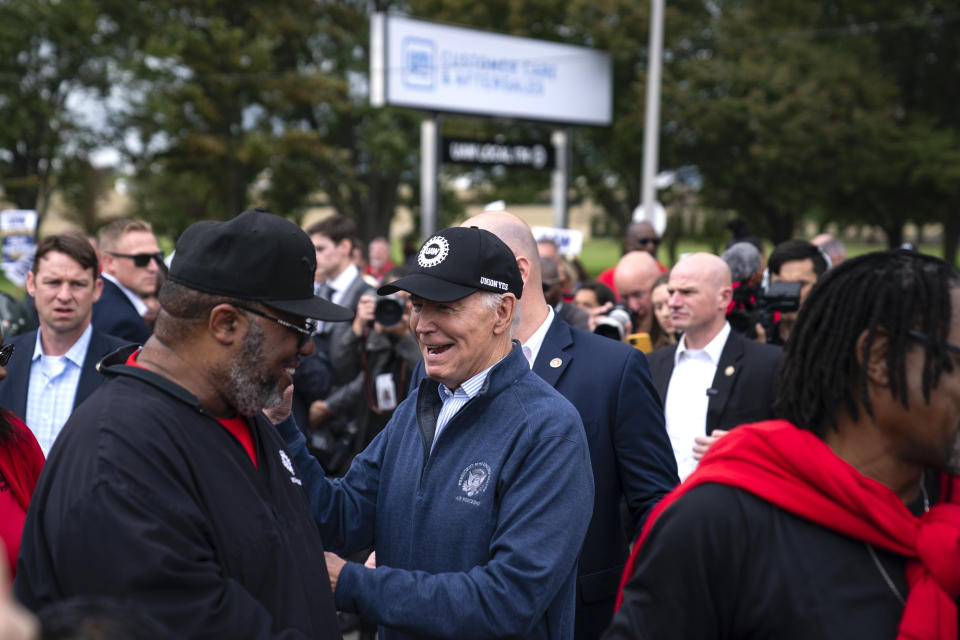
top-left (0, 332), bottom-right (44, 577)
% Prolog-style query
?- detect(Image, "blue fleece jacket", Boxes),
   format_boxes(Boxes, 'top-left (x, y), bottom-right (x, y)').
top-left (276, 344), bottom-right (594, 640)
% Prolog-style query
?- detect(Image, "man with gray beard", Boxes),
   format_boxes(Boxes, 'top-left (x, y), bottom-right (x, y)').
top-left (15, 210), bottom-right (354, 639)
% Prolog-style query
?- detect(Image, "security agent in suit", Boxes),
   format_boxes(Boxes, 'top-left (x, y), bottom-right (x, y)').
top-left (93, 279), bottom-right (151, 344)
top-left (645, 253), bottom-right (782, 480)
top-left (412, 211), bottom-right (680, 640)
top-left (0, 235), bottom-right (130, 454)
top-left (92, 219), bottom-right (163, 344)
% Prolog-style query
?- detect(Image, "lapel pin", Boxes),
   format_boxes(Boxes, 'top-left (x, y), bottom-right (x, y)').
top-left (724, 366), bottom-right (735, 377)
top-left (550, 358), bottom-right (562, 368)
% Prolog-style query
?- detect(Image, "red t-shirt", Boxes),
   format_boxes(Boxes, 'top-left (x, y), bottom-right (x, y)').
top-left (125, 350), bottom-right (258, 468)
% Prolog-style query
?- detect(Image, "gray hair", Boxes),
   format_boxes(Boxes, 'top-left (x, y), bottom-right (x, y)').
top-left (721, 242), bottom-right (763, 283)
top-left (479, 291), bottom-right (521, 334)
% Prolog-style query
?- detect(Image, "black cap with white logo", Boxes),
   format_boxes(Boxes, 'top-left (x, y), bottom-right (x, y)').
top-left (378, 226), bottom-right (522, 302)
top-left (169, 208), bottom-right (354, 321)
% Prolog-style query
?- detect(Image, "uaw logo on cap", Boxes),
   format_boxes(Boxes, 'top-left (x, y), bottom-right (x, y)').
top-left (456, 461), bottom-right (492, 506)
top-left (418, 235), bottom-right (450, 269)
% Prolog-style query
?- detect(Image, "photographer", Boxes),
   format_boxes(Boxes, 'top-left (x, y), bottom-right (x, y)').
top-left (311, 267), bottom-right (422, 474)
top-left (722, 241), bottom-right (810, 345)
top-left (766, 240), bottom-right (827, 345)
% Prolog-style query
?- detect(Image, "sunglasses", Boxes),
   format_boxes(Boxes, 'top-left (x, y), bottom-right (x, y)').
top-left (636, 237), bottom-right (661, 247)
top-left (234, 304), bottom-right (315, 348)
top-left (106, 251), bottom-right (165, 268)
top-left (907, 330), bottom-right (960, 356)
top-left (0, 343), bottom-right (13, 366)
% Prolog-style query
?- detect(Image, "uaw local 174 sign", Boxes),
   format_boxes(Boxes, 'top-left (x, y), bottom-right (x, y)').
top-left (370, 14), bottom-right (612, 126)
top-left (0, 210), bottom-right (37, 287)
top-left (443, 138), bottom-right (555, 170)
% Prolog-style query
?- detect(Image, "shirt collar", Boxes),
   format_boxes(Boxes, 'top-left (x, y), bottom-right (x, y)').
top-left (674, 321), bottom-right (731, 368)
top-left (101, 272), bottom-right (148, 316)
top-left (33, 323), bottom-right (94, 367)
top-left (522, 306), bottom-right (555, 368)
top-left (327, 263), bottom-right (359, 294)
top-left (437, 361), bottom-right (496, 402)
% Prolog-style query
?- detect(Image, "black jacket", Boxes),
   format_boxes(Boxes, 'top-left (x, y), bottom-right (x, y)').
top-left (91, 279), bottom-right (151, 344)
top-left (15, 346), bottom-right (341, 639)
top-left (646, 329), bottom-right (783, 434)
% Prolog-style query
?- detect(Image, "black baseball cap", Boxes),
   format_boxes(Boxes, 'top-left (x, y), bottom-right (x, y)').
top-left (378, 226), bottom-right (522, 302)
top-left (168, 209), bottom-right (354, 321)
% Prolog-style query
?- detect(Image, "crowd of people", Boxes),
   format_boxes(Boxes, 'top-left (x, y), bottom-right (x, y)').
top-left (0, 207), bottom-right (957, 640)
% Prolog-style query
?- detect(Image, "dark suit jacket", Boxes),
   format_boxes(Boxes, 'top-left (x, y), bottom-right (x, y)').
top-left (646, 328), bottom-right (783, 435)
top-left (322, 272), bottom-right (374, 384)
top-left (534, 317), bottom-right (678, 640)
top-left (0, 327), bottom-right (131, 421)
top-left (91, 279), bottom-right (151, 344)
top-left (409, 315), bottom-right (679, 640)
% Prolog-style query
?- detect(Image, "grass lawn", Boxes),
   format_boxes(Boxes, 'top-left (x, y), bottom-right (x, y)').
top-left (577, 238), bottom-right (953, 279)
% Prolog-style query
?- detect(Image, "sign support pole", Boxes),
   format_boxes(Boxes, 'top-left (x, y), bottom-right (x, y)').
top-left (640, 0), bottom-right (664, 221)
top-left (551, 127), bottom-right (570, 229)
top-left (420, 114), bottom-right (441, 239)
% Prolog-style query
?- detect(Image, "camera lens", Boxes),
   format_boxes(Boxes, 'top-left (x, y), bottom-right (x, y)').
top-left (374, 296), bottom-right (404, 327)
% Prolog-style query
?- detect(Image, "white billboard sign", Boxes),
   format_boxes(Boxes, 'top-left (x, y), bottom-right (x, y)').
top-left (371, 14), bottom-right (612, 126)
top-left (531, 226), bottom-right (584, 256)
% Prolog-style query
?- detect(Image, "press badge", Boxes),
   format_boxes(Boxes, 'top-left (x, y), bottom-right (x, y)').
top-left (375, 373), bottom-right (398, 411)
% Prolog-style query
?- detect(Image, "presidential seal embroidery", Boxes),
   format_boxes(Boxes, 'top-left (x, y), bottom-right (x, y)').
top-left (279, 449), bottom-right (302, 485)
top-left (418, 235), bottom-right (450, 268)
top-left (456, 462), bottom-right (492, 505)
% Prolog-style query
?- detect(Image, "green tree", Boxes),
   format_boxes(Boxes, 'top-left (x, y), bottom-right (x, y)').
top-left (106, 0), bottom-right (421, 239)
top-left (0, 0), bottom-right (112, 228)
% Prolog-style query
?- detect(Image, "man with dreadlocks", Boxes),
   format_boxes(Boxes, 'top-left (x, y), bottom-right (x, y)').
top-left (604, 249), bottom-right (960, 639)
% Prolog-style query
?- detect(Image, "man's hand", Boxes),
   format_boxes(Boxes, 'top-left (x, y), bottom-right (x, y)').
top-left (309, 400), bottom-right (333, 428)
top-left (263, 384), bottom-right (294, 424)
top-left (375, 319), bottom-right (410, 339)
top-left (587, 302), bottom-right (613, 332)
top-left (325, 551), bottom-right (348, 594)
top-left (754, 323), bottom-right (767, 344)
top-left (352, 295), bottom-right (376, 336)
top-left (692, 429), bottom-right (728, 461)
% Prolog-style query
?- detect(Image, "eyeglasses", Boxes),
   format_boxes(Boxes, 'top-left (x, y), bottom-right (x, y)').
top-left (635, 237), bottom-right (661, 247)
top-left (234, 304), bottom-right (315, 348)
top-left (0, 343), bottom-right (13, 366)
top-left (106, 251), bottom-right (165, 268)
top-left (907, 330), bottom-right (960, 356)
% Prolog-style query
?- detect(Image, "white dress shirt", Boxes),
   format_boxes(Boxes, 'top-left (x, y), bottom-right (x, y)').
top-left (327, 263), bottom-right (360, 308)
top-left (521, 307), bottom-right (555, 369)
top-left (664, 322), bottom-right (731, 481)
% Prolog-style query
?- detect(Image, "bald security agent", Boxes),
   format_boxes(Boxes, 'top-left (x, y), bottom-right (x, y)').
top-left (274, 226), bottom-right (594, 640)
top-left (15, 210), bottom-right (354, 639)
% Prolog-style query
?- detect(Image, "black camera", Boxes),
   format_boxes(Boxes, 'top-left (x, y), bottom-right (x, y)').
top-left (374, 294), bottom-right (405, 327)
top-left (594, 304), bottom-right (634, 341)
top-left (727, 280), bottom-right (803, 340)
